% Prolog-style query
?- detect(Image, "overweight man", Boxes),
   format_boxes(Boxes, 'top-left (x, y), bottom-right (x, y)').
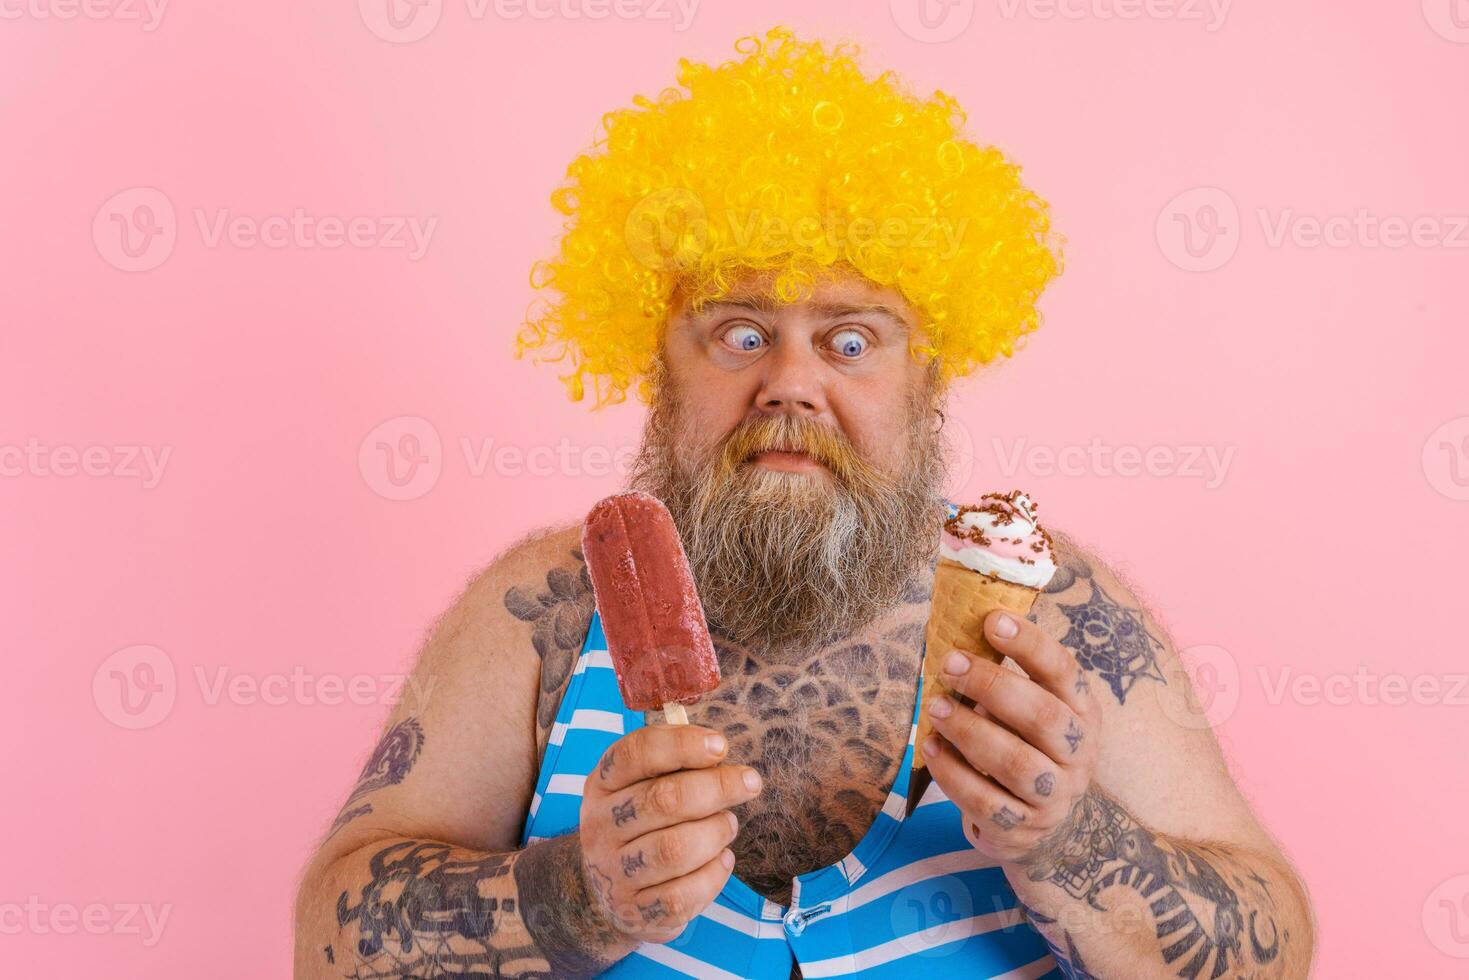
top-left (294, 27), bottom-right (1313, 980)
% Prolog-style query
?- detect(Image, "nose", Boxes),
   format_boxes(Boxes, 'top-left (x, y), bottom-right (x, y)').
top-left (754, 338), bottom-right (827, 418)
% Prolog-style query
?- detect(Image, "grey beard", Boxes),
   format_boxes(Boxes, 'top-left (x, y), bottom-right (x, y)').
top-left (629, 397), bottom-right (947, 656)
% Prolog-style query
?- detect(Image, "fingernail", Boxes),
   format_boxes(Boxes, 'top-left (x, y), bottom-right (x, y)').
top-left (944, 651), bottom-right (970, 675)
top-left (726, 811), bottom-right (739, 834)
top-left (742, 769), bottom-right (763, 792)
top-left (720, 848), bottom-right (735, 870)
top-left (992, 614), bottom-right (1018, 638)
top-left (928, 696), bottom-right (954, 719)
top-left (922, 735), bottom-right (942, 759)
top-left (706, 734), bottom-right (727, 755)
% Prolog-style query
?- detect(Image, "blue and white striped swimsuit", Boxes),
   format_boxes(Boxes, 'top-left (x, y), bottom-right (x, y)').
top-left (521, 611), bottom-right (1061, 978)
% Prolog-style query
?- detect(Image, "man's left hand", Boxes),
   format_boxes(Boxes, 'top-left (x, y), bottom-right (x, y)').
top-left (920, 609), bottom-right (1102, 865)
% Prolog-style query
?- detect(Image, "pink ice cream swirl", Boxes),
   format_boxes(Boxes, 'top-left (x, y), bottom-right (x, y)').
top-left (939, 490), bottom-right (1057, 589)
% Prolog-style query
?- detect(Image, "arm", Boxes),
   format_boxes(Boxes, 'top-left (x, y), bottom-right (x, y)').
top-left (920, 536), bottom-right (1314, 979)
top-left (293, 527), bottom-right (758, 978)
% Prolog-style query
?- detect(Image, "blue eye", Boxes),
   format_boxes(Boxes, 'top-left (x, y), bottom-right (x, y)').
top-left (831, 330), bottom-right (867, 358)
top-left (723, 324), bottom-right (765, 352)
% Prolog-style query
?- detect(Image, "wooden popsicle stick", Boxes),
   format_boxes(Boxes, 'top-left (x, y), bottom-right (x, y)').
top-left (662, 702), bottom-right (689, 725)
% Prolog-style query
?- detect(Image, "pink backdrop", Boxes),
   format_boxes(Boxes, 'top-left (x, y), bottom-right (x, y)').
top-left (4, 1), bottom-right (1467, 976)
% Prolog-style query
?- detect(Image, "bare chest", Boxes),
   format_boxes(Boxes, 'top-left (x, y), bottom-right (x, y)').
top-left (676, 622), bottom-right (924, 904)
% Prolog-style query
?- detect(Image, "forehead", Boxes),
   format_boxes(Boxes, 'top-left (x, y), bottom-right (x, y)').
top-left (675, 268), bottom-right (916, 325)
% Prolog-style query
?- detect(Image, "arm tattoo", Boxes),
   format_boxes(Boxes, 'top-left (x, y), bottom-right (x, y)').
top-left (326, 718), bottom-right (425, 840)
top-left (334, 834), bottom-right (620, 979)
top-left (1021, 789), bottom-right (1285, 979)
top-left (504, 547), bottom-right (595, 743)
top-left (1037, 550), bottom-right (1167, 705)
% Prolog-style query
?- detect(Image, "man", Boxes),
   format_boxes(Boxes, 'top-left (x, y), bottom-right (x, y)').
top-left (294, 28), bottom-right (1313, 979)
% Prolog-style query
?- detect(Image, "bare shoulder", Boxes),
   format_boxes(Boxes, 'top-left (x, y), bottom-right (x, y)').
top-left (1027, 529), bottom-right (1177, 708)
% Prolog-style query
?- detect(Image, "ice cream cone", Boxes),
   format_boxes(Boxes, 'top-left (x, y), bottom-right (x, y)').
top-left (913, 558), bottom-right (1041, 771)
top-left (906, 492), bottom-right (1056, 816)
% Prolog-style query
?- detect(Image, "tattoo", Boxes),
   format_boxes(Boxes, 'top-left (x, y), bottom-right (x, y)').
top-left (1022, 790), bottom-right (1285, 979)
top-left (992, 805), bottom-right (1025, 830)
top-left (1056, 580), bottom-right (1167, 705)
top-left (597, 749), bottom-right (615, 782)
top-left (324, 945), bottom-right (334, 965)
top-left (326, 718), bottom-right (425, 840)
top-left (638, 899), bottom-right (666, 923)
top-left (332, 833), bottom-right (626, 979)
top-left (1064, 718), bottom-right (1083, 754)
top-left (621, 851), bottom-right (645, 877)
top-left (611, 799), bottom-right (636, 827)
top-left (1035, 772), bottom-right (1055, 797)
top-left (680, 569), bottom-right (930, 904)
top-left (504, 546), bottom-right (595, 746)
top-left (1074, 672), bottom-right (1090, 695)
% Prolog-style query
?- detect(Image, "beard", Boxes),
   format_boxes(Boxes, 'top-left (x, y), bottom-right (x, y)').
top-left (629, 371), bottom-right (948, 656)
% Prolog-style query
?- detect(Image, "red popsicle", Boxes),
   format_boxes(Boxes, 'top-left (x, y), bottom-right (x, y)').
top-left (581, 491), bottom-right (721, 722)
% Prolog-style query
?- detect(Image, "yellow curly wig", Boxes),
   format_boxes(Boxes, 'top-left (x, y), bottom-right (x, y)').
top-left (516, 26), bottom-right (1063, 406)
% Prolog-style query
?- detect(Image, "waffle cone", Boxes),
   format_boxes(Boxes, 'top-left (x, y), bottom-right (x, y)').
top-left (912, 558), bottom-right (1041, 774)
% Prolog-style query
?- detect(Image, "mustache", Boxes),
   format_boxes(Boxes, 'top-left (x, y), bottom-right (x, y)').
top-left (715, 415), bottom-right (870, 485)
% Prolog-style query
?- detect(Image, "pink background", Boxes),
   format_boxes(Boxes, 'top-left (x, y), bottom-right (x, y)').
top-left (3, 1), bottom-right (1467, 976)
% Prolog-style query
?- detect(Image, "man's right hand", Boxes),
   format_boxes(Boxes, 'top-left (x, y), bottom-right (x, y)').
top-left (578, 723), bottom-right (762, 943)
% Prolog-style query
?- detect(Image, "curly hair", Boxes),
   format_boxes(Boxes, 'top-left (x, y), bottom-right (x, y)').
top-left (516, 26), bottom-right (1064, 406)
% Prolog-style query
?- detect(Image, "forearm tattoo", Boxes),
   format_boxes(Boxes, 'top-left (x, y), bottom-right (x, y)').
top-left (326, 718), bottom-right (425, 840)
top-left (332, 834), bottom-right (620, 979)
top-left (1021, 790), bottom-right (1287, 979)
top-left (1034, 550), bottom-right (1166, 706)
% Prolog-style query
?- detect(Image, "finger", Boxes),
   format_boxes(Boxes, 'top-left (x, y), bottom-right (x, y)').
top-left (920, 734), bottom-right (1032, 834)
top-left (939, 652), bottom-right (1083, 766)
top-left (593, 724), bottom-right (730, 794)
top-left (607, 765), bottom-right (761, 842)
top-left (983, 611), bottom-right (1088, 712)
top-left (617, 810), bottom-right (739, 888)
top-left (926, 695), bottom-right (1062, 806)
top-left (631, 848), bottom-right (736, 942)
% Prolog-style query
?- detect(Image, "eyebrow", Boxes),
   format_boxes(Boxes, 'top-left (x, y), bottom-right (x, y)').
top-left (688, 297), bottom-right (910, 331)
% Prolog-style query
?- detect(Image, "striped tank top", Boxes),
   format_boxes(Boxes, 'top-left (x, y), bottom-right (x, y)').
top-left (521, 610), bottom-right (1062, 979)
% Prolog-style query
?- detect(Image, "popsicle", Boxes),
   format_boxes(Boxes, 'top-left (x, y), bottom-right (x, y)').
top-left (581, 491), bottom-right (721, 723)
